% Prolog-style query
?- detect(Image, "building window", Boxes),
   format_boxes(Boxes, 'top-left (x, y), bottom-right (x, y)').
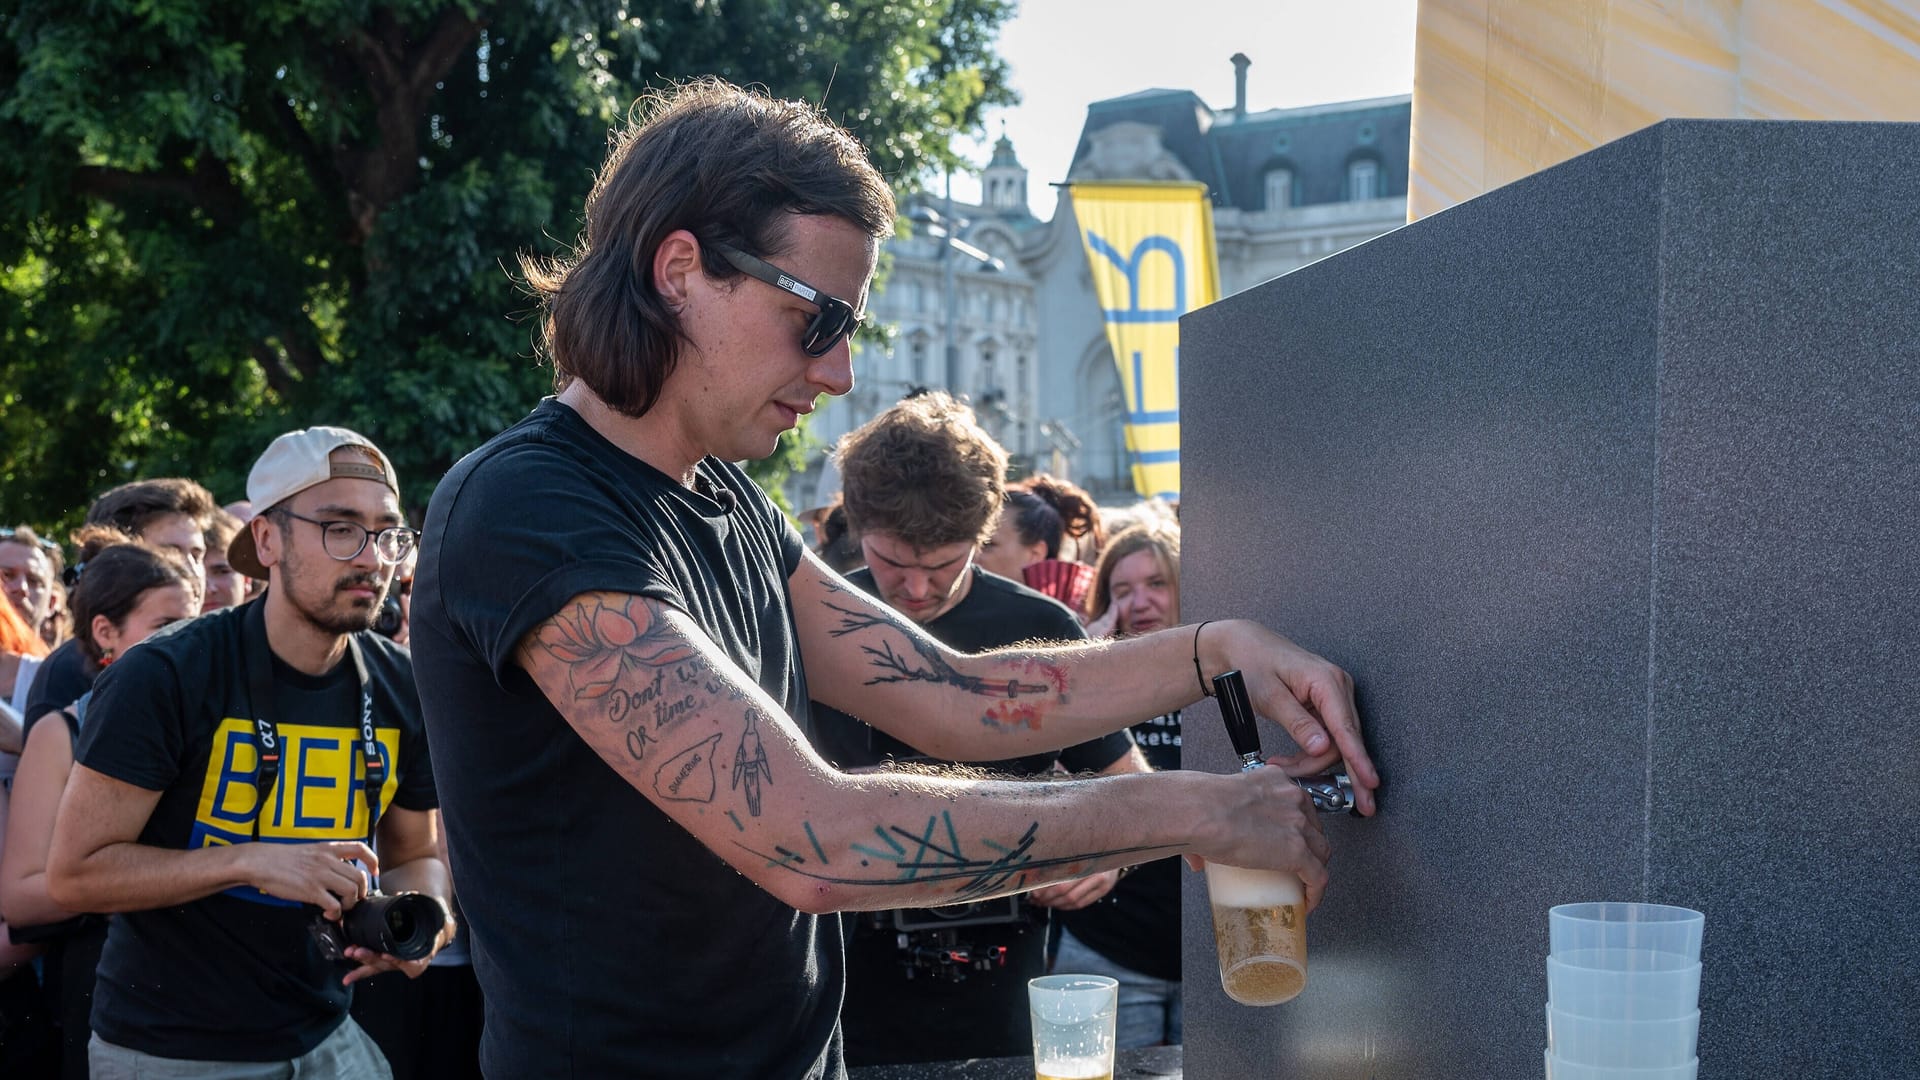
top-left (1265, 168), bottom-right (1293, 210)
top-left (911, 280), bottom-right (926, 314)
top-left (1348, 159), bottom-right (1379, 201)
top-left (910, 337), bottom-right (928, 385)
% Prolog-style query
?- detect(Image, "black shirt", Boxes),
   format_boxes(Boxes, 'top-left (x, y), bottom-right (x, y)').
top-left (21, 637), bottom-right (94, 733)
top-left (1058, 710), bottom-right (1183, 981)
top-left (810, 567), bottom-right (1136, 1065)
top-left (75, 601), bottom-right (434, 1062)
top-left (410, 399), bottom-right (837, 1080)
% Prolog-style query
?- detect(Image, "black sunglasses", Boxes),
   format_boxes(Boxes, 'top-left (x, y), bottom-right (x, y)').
top-left (708, 242), bottom-right (864, 357)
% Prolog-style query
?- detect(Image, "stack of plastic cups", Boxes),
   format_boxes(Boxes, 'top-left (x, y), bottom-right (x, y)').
top-left (1544, 903), bottom-right (1705, 1079)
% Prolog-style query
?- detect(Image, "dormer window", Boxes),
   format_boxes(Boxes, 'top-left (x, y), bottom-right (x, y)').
top-left (1348, 158), bottom-right (1380, 201)
top-left (1265, 167), bottom-right (1294, 211)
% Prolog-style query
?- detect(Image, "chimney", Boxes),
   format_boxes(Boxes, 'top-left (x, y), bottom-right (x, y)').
top-left (1231, 53), bottom-right (1251, 118)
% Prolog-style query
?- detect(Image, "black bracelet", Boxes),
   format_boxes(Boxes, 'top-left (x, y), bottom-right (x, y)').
top-left (1193, 620), bottom-right (1215, 698)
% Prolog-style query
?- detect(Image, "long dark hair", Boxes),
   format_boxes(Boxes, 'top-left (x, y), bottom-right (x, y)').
top-left (521, 77), bottom-right (896, 418)
top-left (1005, 474), bottom-right (1103, 562)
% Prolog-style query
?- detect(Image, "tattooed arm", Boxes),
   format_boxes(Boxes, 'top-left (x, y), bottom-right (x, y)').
top-left (789, 551), bottom-right (1380, 815)
top-left (516, 591), bottom-right (1334, 914)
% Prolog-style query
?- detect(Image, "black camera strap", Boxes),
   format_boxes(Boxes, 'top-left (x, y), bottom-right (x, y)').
top-left (243, 598), bottom-right (387, 862)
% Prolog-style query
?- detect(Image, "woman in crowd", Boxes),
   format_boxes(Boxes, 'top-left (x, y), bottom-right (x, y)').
top-left (0, 529), bottom-right (198, 1078)
top-left (1, 590), bottom-right (57, 1072)
top-left (3, 596), bottom-right (49, 747)
top-left (976, 473), bottom-right (1104, 613)
top-left (1055, 520), bottom-right (1187, 1049)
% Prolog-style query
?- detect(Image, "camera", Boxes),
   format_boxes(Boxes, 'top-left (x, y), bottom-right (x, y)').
top-left (309, 891), bottom-right (449, 962)
top-left (372, 593), bottom-right (404, 639)
top-left (889, 896), bottom-right (1025, 932)
top-left (863, 898), bottom-right (1033, 982)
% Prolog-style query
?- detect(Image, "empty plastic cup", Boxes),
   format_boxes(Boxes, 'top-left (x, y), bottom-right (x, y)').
top-left (1546, 951), bottom-right (1701, 1020)
top-left (1547, 1003), bottom-right (1700, 1067)
top-left (1545, 1049), bottom-right (1698, 1079)
top-left (1550, 903), bottom-right (1704, 961)
top-left (1030, 975), bottom-right (1117, 1080)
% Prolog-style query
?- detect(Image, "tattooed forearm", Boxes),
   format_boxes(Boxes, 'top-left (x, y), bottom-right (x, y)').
top-left (736, 810), bottom-right (1172, 902)
top-left (731, 708), bottom-right (773, 816)
top-left (825, 600), bottom-right (1064, 712)
top-left (654, 735), bottom-right (722, 803)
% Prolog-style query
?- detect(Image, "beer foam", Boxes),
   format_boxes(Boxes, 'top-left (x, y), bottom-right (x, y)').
top-left (1205, 863), bottom-right (1304, 907)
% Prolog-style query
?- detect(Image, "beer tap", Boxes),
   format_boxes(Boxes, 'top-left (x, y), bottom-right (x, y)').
top-left (1212, 669), bottom-right (1359, 816)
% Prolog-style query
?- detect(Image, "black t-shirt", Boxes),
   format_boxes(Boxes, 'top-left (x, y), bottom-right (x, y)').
top-left (22, 637), bottom-right (94, 732)
top-left (1058, 710), bottom-right (1183, 982)
top-left (810, 567), bottom-right (1136, 1065)
top-left (409, 398), bottom-right (836, 1080)
top-left (75, 600), bottom-right (435, 1062)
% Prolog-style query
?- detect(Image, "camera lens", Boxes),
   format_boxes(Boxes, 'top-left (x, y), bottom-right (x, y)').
top-left (338, 892), bottom-right (445, 961)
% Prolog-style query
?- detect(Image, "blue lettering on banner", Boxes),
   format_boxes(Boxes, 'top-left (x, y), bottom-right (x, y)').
top-left (1128, 351), bottom-right (1180, 426)
top-left (1084, 232), bottom-right (1187, 323)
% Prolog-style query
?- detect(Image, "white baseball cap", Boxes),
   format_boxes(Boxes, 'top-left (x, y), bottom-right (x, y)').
top-left (228, 426), bottom-right (400, 580)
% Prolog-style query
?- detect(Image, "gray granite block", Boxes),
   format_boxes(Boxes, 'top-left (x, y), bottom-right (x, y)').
top-left (1176, 119), bottom-right (1920, 1080)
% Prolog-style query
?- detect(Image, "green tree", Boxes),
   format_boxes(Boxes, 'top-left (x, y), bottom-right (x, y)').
top-left (0, 0), bottom-right (1015, 529)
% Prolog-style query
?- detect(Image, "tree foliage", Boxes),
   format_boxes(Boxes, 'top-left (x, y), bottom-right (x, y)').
top-left (0, 0), bottom-right (1015, 528)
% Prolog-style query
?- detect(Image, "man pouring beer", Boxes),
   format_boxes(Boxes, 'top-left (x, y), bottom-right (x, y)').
top-left (408, 78), bottom-right (1380, 1079)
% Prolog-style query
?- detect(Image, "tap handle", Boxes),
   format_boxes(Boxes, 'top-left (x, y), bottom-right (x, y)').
top-left (1211, 669), bottom-right (1263, 762)
top-left (1295, 772), bottom-right (1360, 815)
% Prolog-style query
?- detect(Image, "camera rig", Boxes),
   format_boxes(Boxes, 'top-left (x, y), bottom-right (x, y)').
top-left (863, 896), bottom-right (1033, 982)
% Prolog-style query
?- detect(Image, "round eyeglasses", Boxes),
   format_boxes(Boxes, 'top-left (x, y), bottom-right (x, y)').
top-left (278, 510), bottom-right (420, 564)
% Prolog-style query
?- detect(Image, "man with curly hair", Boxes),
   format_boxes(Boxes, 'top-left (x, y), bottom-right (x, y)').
top-left (817, 392), bottom-right (1149, 1065)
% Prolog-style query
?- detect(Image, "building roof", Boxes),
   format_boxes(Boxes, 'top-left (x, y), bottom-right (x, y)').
top-left (1071, 85), bottom-right (1412, 212)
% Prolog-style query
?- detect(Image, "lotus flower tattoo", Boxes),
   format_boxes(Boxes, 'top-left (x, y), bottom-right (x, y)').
top-left (537, 597), bottom-right (695, 701)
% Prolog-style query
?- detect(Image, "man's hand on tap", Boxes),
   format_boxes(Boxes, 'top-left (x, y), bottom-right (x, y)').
top-left (1197, 619), bottom-right (1379, 815)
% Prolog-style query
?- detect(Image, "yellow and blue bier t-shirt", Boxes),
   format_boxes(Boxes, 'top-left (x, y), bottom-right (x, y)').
top-left (74, 601), bottom-right (434, 1063)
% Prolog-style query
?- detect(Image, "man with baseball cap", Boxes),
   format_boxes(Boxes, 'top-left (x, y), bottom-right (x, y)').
top-left (47, 426), bottom-right (449, 1078)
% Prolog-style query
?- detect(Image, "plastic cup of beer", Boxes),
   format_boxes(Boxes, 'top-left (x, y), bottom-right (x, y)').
top-left (1028, 974), bottom-right (1117, 1080)
top-left (1203, 862), bottom-right (1307, 1006)
top-left (1547, 1003), bottom-right (1700, 1067)
top-left (1550, 903), bottom-right (1704, 961)
top-left (1544, 1048), bottom-right (1699, 1079)
top-left (1546, 950), bottom-right (1701, 1020)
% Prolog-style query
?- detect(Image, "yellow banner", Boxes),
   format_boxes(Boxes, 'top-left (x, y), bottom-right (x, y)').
top-left (1069, 182), bottom-right (1220, 501)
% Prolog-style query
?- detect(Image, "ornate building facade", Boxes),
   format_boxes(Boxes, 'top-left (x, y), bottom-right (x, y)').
top-left (796, 59), bottom-right (1413, 509)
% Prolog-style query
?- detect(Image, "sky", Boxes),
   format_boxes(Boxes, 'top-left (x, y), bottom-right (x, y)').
top-left (948, 0), bottom-right (1422, 219)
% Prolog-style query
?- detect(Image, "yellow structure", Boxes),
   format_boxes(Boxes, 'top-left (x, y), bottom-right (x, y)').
top-left (1067, 182), bottom-right (1221, 502)
top-left (1410, 0), bottom-right (1920, 220)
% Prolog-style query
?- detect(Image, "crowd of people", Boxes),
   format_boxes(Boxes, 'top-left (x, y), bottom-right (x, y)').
top-left (0, 454), bottom-right (473, 1079)
top-left (0, 77), bottom-right (1374, 1079)
top-left (0, 421), bottom-right (1198, 1078)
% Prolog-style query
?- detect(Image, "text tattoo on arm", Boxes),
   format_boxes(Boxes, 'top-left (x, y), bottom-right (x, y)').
top-left (531, 595), bottom-right (777, 821)
top-left (532, 596), bottom-right (737, 766)
top-left (823, 600), bottom-right (1070, 731)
